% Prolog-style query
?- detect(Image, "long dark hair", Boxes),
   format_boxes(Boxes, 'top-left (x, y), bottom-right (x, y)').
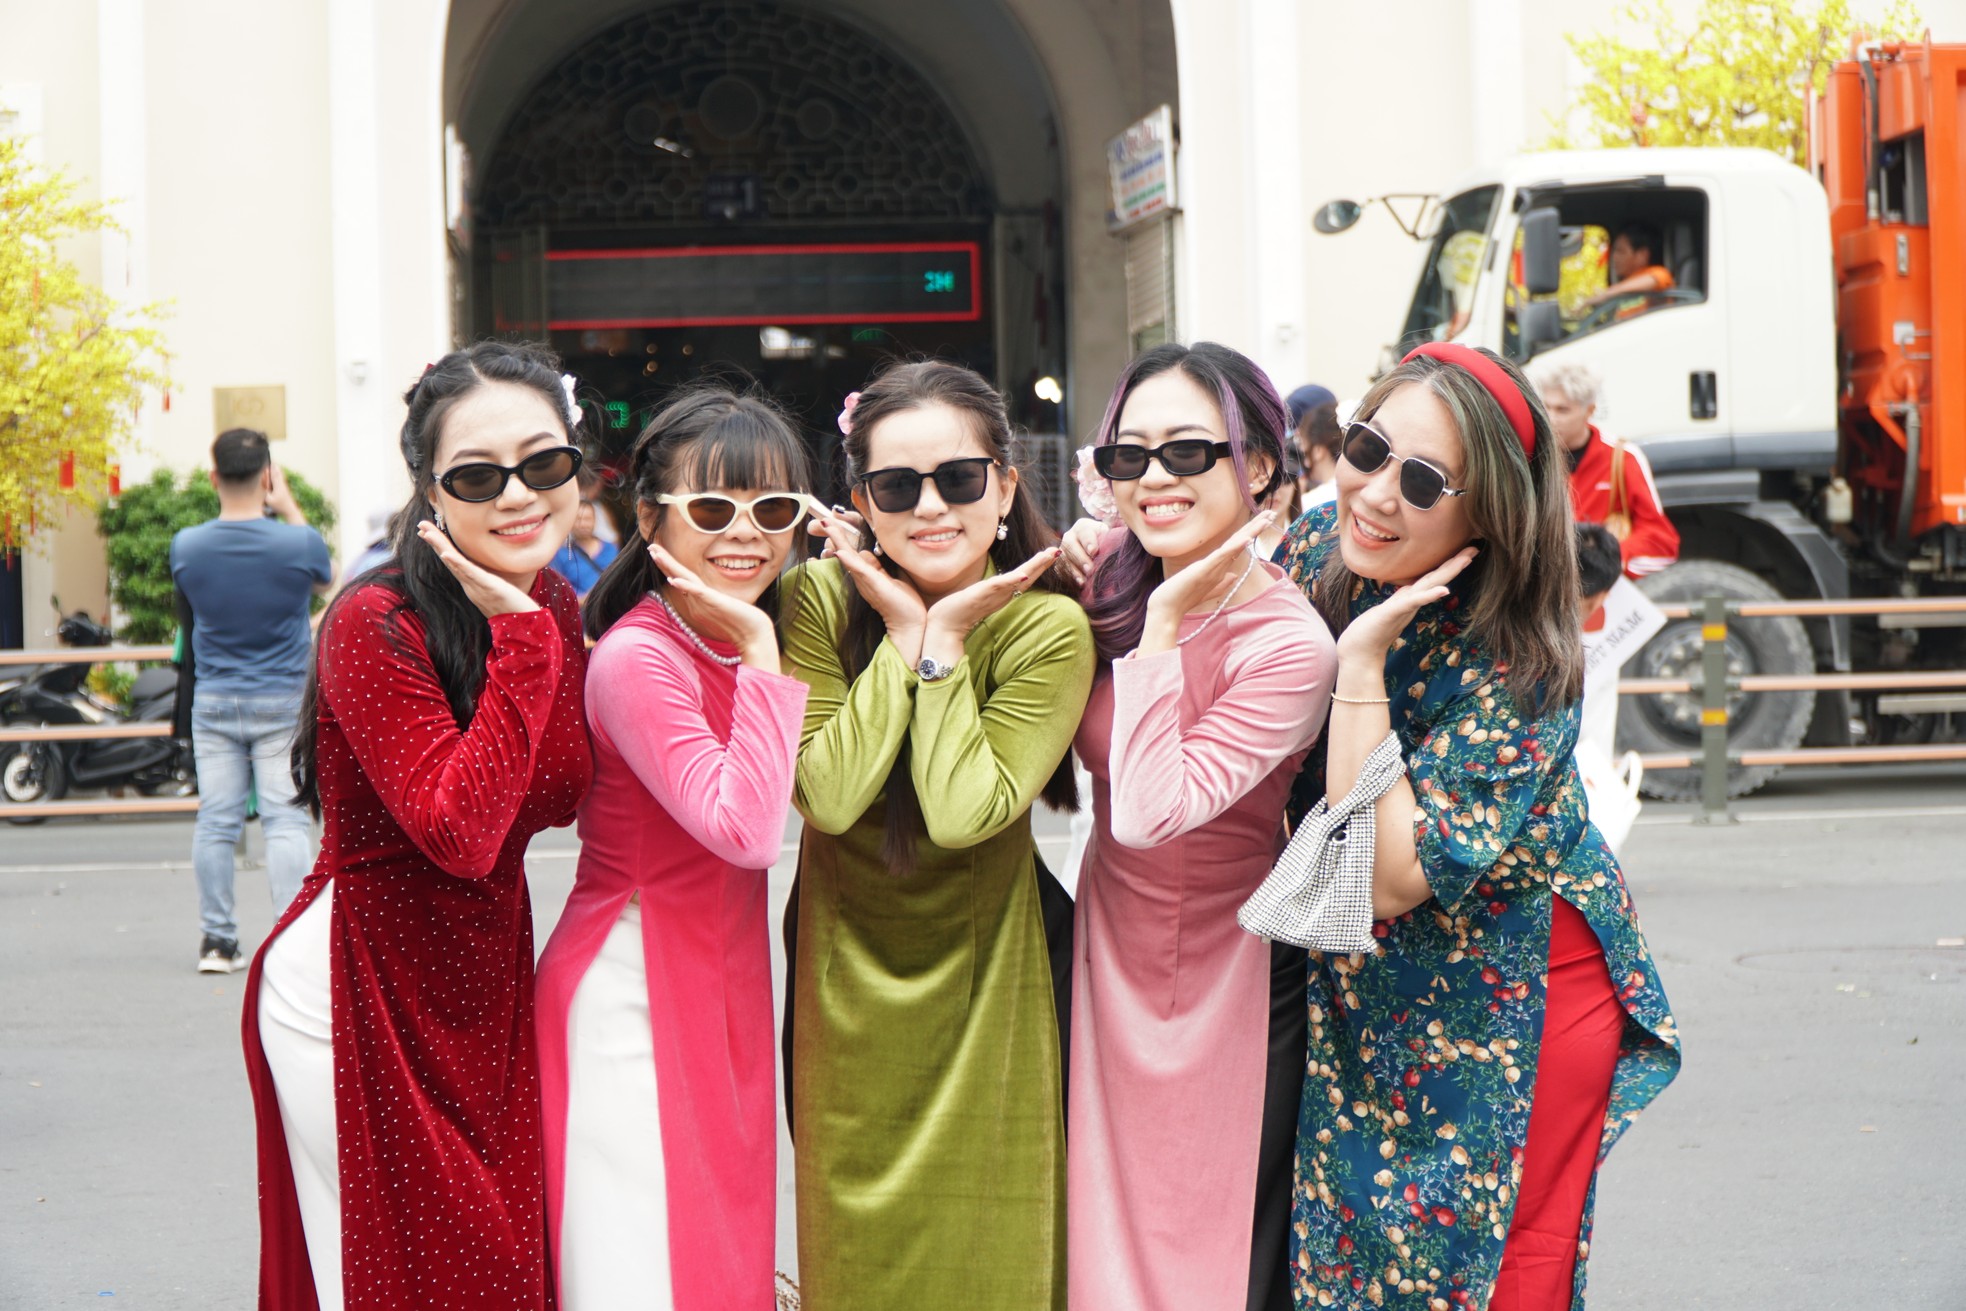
top-left (1313, 347), bottom-right (1583, 708)
top-left (1082, 342), bottom-right (1287, 663)
top-left (583, 384), bottom-right (813, 640)
top-left (290, 340), bottom-right (579, 811)
top-left (821, 359), bottom-right (1079, 873)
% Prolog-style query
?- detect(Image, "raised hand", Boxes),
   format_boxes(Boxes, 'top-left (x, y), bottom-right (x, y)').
top-left (807, 505), bottom-right (866, 560)
top-left (267, 463), bottom-right (306, 525)
top-left (1057, 517), bottom-right (1112, 586)
top-left (1147, 511), bottom-right (1273, 621)
top-left (919, 545), bottom-right (1063, 666)
top-left (817, 514), bottom-right (928, 660)
top-left (1336, 544), bottom-right (1479, 664)
top-left (648, 542), bottom-right (779, 669)
top-left (417, 520), bottom-right (541, 617)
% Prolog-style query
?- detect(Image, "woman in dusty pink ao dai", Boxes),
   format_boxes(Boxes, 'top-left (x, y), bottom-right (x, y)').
top-left (533, 387), bottom-right (816, 1311)
top-left (1072, 343), bottom-right (1337, 1311)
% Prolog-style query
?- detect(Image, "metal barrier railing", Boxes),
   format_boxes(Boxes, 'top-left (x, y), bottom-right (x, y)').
top-left (0, 645), bottom-right (175, 665)
top-left (6, 598), bottom-right (1966, 825)
top-left (0, 644), bottom-right (193, 820)
top-left (1616, 595), bottom-right (1966, 823)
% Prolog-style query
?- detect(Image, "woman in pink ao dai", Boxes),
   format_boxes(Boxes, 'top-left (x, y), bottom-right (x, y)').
top-left (534, 388), bottom-right (817, 1310)
top-left (1072, 344), bottom-right (1337, 1311)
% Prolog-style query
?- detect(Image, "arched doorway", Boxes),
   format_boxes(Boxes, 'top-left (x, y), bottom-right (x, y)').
top-left (462, 1), bottom-right (1069, 506)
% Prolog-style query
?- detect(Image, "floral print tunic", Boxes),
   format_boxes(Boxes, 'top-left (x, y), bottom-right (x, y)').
top-left (1277, 505), bottom-right (1680, 1311)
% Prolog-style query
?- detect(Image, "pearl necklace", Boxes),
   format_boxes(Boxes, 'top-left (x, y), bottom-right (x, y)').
top-left (652, 590), bottom-right (742, 666)
top-left (1176, 547), bottom-right (1261, 648)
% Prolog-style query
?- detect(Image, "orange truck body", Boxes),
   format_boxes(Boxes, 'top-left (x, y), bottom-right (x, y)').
top-left (1816, 41), bottom-right (1966, 544)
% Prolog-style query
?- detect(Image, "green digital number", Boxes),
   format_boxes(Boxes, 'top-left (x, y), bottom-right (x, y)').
top-left (923, 270), bottom-right (956, 294)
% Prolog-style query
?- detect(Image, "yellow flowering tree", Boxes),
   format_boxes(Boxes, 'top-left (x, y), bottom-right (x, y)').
top-left (1552, 0), bottom-right (1923, 164)
top-left (0, 134), bottom-right (168, 547)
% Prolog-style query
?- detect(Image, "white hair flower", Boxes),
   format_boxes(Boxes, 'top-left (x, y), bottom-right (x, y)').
top-left (560, 373), bottom-right (581, 427)
top-left (1074, 444), bottom-right (1121, 525)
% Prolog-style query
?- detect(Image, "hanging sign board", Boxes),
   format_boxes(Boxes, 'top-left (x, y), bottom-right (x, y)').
top-left (213, 386), bottom-right (288, 442)
top-left (1108, 105), bottom-right (1177, 231)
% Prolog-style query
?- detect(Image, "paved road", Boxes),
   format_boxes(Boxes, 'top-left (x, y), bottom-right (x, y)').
top-left (2, 764), bottom-right (1962, 1309)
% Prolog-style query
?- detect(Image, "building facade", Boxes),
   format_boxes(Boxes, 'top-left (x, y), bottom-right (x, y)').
top-left (4, 0), bottom-right (1953, 636)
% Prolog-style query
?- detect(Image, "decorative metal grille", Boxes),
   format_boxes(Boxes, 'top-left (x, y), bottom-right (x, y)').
top-left (476, 1), bottom-right (992, 230)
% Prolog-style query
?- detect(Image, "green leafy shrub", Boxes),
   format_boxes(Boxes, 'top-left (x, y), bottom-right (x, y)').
top-left (95, 467), bottom-right (336, 643)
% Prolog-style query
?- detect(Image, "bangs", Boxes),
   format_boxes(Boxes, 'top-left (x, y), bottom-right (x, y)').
top-left (672, 410), bottom-right (813, 495)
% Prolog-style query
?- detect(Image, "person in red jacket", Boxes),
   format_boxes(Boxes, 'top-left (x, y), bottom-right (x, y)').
top-left (1530, 360), bottom-right (1681, 578)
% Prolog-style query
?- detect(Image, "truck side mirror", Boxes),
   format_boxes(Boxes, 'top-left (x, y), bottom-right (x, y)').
top-left (1519, 206), bottom-right (1561, 296)
top-left (1313, 199), bottom-right (1363, 234)
top-left (1517, 300), bottom-right (1562, 358)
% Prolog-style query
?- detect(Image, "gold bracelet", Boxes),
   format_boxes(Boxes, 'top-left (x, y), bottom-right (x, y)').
top-left (1331, 693), bottom-right (1391, 705)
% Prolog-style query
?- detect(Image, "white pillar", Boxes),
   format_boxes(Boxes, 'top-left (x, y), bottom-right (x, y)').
top-left (97, 0), bottom-right (152, 474)
top-left (1469, 0), bottom-right (1527, 167)
top-left (329, 0), bottom-right (390, 567)
top-left (1243, 0), bottom-right (1308, 392)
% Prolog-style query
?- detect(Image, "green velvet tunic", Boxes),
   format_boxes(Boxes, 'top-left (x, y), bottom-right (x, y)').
top-left (782, 558), bottom-right (1094, 1311)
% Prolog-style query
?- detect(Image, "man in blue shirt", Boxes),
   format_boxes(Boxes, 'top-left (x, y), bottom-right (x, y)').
top-left (170, 429), bottom-right (332, 972)
top-left (547, 498), bottom-right (617, 596)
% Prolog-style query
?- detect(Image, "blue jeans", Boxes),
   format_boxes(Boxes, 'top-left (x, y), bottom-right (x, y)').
top-left (191, 692), bottom-right (313, 941)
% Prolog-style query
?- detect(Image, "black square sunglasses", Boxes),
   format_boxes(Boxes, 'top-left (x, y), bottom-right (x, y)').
top-left (436, 446), bottom-right (584, 503)
top-left (859, 456), bottom-right (998, 514)
top-left (1090, 438), bottom-right (1234, 481)
top-left (1340, 423), bottom-right (1467, 511)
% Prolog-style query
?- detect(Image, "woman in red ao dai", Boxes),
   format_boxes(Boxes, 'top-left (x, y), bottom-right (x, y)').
top-left (1071, 342), bottom-right (1337, 1311)
top-left (246, 342), bottom-right (593, 1310)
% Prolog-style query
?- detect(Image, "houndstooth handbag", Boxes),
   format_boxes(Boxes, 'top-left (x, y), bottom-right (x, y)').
top-left (1238, 731), bottom-right (1408, 953)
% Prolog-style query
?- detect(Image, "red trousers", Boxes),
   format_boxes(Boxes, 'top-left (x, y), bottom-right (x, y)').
top-left (1489, 897), bottom-right (1625, 1310)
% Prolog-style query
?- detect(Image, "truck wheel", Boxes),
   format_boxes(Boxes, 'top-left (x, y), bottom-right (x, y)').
top-left (3, 743), bottom-right (69, 825)
top-left (1616, 560), bottom-right (1817, 801)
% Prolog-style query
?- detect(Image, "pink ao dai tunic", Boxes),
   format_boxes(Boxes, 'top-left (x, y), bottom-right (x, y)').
top-left (1069, 564), bottom-right (1336, 1311)
top-left (534, 597), bottom-right (807, 1311)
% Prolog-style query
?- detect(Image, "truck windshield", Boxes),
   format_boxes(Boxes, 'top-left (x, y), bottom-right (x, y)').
top-left (1397, 186), bottom-right (1500, 352)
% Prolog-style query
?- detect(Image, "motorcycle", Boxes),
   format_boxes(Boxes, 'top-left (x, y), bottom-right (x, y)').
top-left (0, 608), bottom-right (197, 825)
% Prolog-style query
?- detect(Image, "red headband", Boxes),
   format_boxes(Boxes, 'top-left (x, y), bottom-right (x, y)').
top-left (1401, 343), bottom-right (1537, 460)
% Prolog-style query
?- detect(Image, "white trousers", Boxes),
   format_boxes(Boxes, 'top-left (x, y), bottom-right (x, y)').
top-left (257, 884), bottom-right (341, 1311)
top-left (558, 900), bottom-right (675, 1310)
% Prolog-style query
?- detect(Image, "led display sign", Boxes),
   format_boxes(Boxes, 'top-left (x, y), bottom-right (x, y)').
top-left (546, 241), bottom-right (983, 329)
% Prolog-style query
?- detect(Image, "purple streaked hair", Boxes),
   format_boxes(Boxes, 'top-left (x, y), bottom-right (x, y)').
top-left (1083, 341), bottom-right (1289, 663)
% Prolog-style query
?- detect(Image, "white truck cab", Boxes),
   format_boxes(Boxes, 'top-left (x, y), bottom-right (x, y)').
top-left (1325, 149), bottom-right (1851, 796)
top-left (1387, 148), bottom-right (1837, 482)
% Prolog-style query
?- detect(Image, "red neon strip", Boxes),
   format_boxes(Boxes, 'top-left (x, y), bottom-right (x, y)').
top-left (546, 241), bottom-right (979, 260)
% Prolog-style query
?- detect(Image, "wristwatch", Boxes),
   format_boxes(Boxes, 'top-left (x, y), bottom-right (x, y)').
top-left (916, 655), bottom-right (958, 683)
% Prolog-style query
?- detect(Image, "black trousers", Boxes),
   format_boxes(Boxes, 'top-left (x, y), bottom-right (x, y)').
top-left (1246, 940), bottom-right (1309, 1311)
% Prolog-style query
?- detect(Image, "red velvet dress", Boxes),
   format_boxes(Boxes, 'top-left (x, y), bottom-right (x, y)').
top-left (242, 572), bottom-right (592, 1310)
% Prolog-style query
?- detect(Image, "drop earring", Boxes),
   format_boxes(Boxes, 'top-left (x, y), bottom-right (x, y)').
top-left (433, 506), bottom-right (446, 532)
top-left (872, 541), bottom-right (883, 557)
top-left (995, 518), bottom-right (1009, 541)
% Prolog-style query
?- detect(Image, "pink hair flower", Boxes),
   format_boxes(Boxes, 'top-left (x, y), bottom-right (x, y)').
top-left (1074, 444), bottom-right (1122, 525)
top-left (836, 391), bottom-right (863, 437)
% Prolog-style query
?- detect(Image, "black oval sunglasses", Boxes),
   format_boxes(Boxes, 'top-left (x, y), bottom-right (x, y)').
top-left (1090, 438), bottom-right (1234, 480)
top-left (437, 446), bottom-right (584, 503)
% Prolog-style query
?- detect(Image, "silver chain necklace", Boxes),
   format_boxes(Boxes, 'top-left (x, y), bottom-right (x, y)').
top-left (651, 590), bottom-right (742, 666)
top-left (1176, 548), bottom-right (1261, 648)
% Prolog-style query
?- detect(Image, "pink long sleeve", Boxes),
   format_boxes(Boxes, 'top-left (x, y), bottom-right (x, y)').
top-left (1106, 606), bottom-right (1336, 850)
top-left (587, 628), bottom-right (808, 870)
